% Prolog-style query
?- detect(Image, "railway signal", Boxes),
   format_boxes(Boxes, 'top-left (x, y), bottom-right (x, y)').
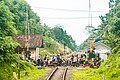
top-left (90, 38), bottom-right (93, 52)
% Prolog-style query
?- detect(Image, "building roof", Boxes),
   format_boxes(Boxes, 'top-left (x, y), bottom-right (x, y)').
top-left (13, 35), bottom-right (43, 48)
top-left (84, 41), bottom-right (111, 50)
top-left (94, 42), bottom-right (111, 50)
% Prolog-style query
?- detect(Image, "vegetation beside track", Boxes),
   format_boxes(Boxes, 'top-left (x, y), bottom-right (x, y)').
top-left (0, 0), bottom-right (73, 79)
top-left (72, 54), bottom-right (120, 80)
top-left (20, 68), bottom-right (47, 80)
top-left (75, 0), bottom-right (120, 79)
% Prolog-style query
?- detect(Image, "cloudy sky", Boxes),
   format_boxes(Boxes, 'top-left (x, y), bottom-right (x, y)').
top-left (25, 0), bottom-right (109, 45)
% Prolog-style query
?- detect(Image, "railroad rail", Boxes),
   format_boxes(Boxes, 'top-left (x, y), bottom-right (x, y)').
top-left (46, 67), bottom-right (68, 80)
top-left (62, 67), bottom-right (68, 80)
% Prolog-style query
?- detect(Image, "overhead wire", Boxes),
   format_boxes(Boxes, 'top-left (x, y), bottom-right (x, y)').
top-left (31, 6), bottom-right (104, 19)
top-left (30, 5), bottom-right (108, 20)
top-left (41, 16), bottom-right (98, 19)
top-left (33, 6), bottom-right (108, 13)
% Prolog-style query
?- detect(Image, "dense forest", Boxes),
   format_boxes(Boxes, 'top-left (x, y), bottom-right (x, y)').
top-left (0, 0), bottom-right (77, 79)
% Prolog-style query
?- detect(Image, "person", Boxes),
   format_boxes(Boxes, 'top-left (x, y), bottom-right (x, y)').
top-left (48, 55), bottom-right (53, 64)
top-left (57, 54), bottom-right (61, 66)
top-left (44, 55), bottom-right (48, 66)
top-left (40, 59), bottom-right (44, 66)
top-left (44, 55), bottom-right (47, 61)
top-left (52, 55), bottom-right (55, 62)
top-left (37, 57), bottom-right (40, 66)
top-left (71, 55), bottom-right (74, 62)
top-left (71, 55), bottom-right (76, 66)
top-left (76, 54), bottom-right (78, 62)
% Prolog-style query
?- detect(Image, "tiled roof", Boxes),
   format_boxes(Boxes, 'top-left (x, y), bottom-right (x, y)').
top-left (13, 35), bottom-right (43, 48)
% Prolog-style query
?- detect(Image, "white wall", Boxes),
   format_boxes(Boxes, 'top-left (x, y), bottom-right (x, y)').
top-left (36, 48), bottom-right (39, 61)
top-left (100, 54), bottom-right (108, 60)
top-left (30, 49), bottom-right (36, 60)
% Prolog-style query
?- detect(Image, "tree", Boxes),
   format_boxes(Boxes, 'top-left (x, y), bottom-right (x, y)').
top-left (0, 1), bottom-right (17, 37)
top-left (3, 0), bottom-right (44, 35)
top-left (79, 0), bottom-right (120, 51)
top-left (51, 25), bottom-right (77, 51)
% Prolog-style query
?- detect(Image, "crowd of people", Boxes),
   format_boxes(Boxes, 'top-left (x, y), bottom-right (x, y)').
top-left (34, 53), bottom-right (101, 67)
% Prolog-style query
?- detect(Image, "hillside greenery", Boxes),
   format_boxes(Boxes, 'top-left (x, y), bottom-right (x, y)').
top-left (3, 0), bottom-right (77, 51)
top-left (40, 36), bottom-right (72, 58)
top-left (0, 0), bottom-right (76, 80)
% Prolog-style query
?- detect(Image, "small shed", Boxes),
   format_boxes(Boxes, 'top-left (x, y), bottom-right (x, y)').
top-left (13, 35), bottom-right (43, 61)
top-left (84, 42), bottom-right (111, 60)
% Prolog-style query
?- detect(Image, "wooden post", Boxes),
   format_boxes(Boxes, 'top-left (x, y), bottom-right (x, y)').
top-left (18, 46), bottom-right (20, 79)
top-left (102, 74), bottom-right (104, 80)
top-left (25, 41), bottom-right (29, 51)
top-left (64, 43), bottom-right (65, 54)
top-left (13, 72), bottom-right (17, 80)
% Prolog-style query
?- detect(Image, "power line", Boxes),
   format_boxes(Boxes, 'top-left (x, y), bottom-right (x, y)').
top-left (41, 16), bottom-right (99, 19)
top-left (33, 6), bottom-right (108, 13)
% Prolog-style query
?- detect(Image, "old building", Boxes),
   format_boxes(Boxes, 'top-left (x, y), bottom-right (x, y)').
top-left (84, 42), bottom-right (111, 60)
top-left (13, 35), bottom-right (43, 61)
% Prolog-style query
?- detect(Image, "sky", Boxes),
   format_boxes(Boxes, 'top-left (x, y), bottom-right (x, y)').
top-left (25, 0), bottom-right (109, 46)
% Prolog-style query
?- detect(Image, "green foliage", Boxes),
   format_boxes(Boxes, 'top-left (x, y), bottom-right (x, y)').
top-left (51, 25), bottom-right (77, 51)
top-left (0, 54), bottom-right (18, 80)
top-left (0, 0), bottom-right (76, 79)
top-left (112, 44), bottom-right (120, 54)
top-left (79, 37), bottom-right (90, 50)
top-left (72, 54), bottom-right (120, 80)
top-left (20, 61), bottom-right (35, 71)
top-left (2, 0), bottom-right (44, 35)
top-left (20, 69), bottom-right (47, 80)
top-left (0, 55), bottom-right (37, 80)
top-left (0, 1), bottom-right (40, 80)
top-left (79, 0), bottom-right (120, 51)
top-left (2, 0), bottom-right (77, 51)
top-left (0, 1), bottom-right (17, 36)
top-left (0, 36), bottom-right (18, 54)
top-left (0, 3), bottom-right (19, 77)
top-left (110, 15), bottom-right (120, 37)
top-left (0, 62), bottom-right (16, 80)
top-left (78, 1), bottom-right (120, 79)
top-left (40, 36), bottom-right (72, 58)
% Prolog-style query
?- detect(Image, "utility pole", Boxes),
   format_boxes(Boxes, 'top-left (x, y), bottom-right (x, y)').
top-left (25, 5), bottom-right (30, 60)
top-left (88, 0), bottom-right (92, 27)
top-left (88, 0), bottom-right (93, 53)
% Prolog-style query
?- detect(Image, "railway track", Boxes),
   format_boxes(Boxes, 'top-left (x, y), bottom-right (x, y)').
top-left (46, 67), bottom-right (68, 80)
